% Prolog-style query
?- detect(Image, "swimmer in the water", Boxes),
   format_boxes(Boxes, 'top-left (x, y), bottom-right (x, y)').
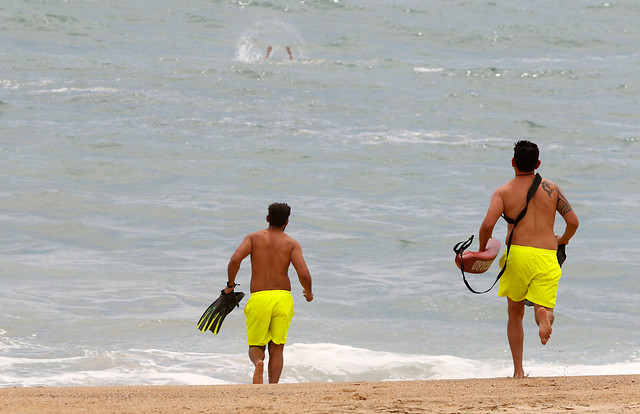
top-left (265, 46), bottom-right (293, 60)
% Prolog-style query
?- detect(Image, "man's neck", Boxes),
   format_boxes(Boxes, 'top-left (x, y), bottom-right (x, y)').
top-left (515, 171), bottom-right (535, 177)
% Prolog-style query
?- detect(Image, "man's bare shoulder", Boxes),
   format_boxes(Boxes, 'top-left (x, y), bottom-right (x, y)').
top-left (248, 229), bottom-right (299, 245)
top-left (243, 229), bottom-right (264, 240)
top-left (280, 232), bottom-right (299, 245)
top-left (540, 177), bottom-right (559, 200)
top-left (278, 232), bottom-right (301, 251)
top-left (493, 181), bottom-right (513, 197)
top-left (492, 178), bottom-right (528, 205)
top-left (242, 229), bottom-right (270, 245)
top-left (248, 229), bottom-right (268, 237)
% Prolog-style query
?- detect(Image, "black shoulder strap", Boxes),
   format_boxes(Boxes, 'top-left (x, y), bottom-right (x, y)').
top-left (455, 173), bottom-right (542, 294)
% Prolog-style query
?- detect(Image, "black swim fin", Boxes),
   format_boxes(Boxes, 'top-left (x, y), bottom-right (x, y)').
top-left (197, 289), bottom-right (245, 335)
top-left (196, 294), bottom-right (226, 333)
top-left (556, 244), bottom-right (567, 267)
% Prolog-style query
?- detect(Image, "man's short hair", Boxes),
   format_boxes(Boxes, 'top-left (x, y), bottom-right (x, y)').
top-left (268, 203), bottom-right (291, 227)
top-left (513, 140), bottom-right (539, 172)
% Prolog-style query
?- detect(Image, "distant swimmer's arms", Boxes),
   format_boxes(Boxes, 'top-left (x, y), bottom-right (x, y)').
top-left (556, 187), bottom-right (579, 246)
top-left (265, 46), bottom-right (293, 60)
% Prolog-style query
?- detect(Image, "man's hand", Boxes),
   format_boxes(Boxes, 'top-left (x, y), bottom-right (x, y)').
top-left (303, 289), bottom-right (313, 302)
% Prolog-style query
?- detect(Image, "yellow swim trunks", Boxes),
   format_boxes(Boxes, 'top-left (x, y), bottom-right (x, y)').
top-left (498, 245), bottom-right (562, 308)
top-left (244, 290), bottom-right (294, 347)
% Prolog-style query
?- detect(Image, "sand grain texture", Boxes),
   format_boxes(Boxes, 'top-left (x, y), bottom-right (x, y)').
top-left (1, 375), bottom-right (638, 413)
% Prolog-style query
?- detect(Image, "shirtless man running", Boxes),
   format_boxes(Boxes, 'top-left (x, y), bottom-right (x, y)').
top-left (479, 140), bottom-right (579, 378)
top-left (225, 203), bottom-right (313, 384)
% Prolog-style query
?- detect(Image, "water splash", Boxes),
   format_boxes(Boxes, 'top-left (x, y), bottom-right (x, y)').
top-left (235, 20), bottom-right (306, 63)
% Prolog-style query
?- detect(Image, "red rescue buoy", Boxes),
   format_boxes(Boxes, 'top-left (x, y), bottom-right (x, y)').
top-left (455, 238), bottom-right (501, 274)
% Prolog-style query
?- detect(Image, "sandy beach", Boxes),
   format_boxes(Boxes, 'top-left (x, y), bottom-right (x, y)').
top-left (1, 375), bottom-right (638, 413)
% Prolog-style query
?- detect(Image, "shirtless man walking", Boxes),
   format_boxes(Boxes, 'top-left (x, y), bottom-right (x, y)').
top-left (225, 203), bottom-right (313, 384)
top-left (479, 141), bottom-right (579, 378)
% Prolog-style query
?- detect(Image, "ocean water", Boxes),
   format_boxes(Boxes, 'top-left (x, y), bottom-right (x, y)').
top-left (1, 0), bottom-right (639, 386)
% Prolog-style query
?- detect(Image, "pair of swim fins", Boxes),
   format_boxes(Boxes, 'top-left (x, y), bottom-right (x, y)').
top-left (197, 289), bottom-right (245, 335)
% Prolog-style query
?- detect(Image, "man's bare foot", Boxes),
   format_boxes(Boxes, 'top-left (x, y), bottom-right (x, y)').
top-left (512, 371), bottom-right (528, 379)
top-left (537, 307), bottom-right (552, 345)
top-left (253, 360), bottom-right (264, 384)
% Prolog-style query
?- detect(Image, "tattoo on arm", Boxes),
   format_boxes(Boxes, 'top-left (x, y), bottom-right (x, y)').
top-left (557, 188), bottom-right (573, 215)
top-left (542, 181), bottom-right (554, 198)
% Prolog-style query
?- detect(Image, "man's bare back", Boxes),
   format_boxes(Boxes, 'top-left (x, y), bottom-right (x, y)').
top-left (245, 228), bottom-right (309, 293)
top-left (226, 213), bottom-right (312, 301)
top-left (496, 174), bottom-right (559, 250)
top-left (480, 173), bottom-right (576, 252)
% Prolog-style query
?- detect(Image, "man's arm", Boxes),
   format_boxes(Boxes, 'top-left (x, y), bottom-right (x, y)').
top-left (290, 241), bottom-right (313, 302)
top-left (479, 191), bottom-right (504, 251)
top-left (556, 187), bottom-right (579, 245)
top-left (225, 235), bottom-right (252, 294)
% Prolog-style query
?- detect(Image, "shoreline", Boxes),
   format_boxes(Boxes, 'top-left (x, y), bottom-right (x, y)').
top-left (1, 374), bottom-right (638, 413)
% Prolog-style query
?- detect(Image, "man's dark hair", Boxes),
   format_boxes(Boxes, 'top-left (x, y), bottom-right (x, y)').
top-left (268, 203), bottom-right (291, 227)
top-left (513, 140), bottom-right (539, 172)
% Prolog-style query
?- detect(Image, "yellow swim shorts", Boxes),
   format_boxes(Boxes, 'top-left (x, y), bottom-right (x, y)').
top-left (498, 244), bottom-right (562, 309)
top-left (244, 290), bottom-right (294, 347)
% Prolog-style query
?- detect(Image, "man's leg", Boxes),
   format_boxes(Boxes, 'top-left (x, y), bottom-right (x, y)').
top-left (249, 346), bottom-right (266, 384)
top-left (507, 298), bottom-right (526, 378)
top-left (267, 341), bottom-right (285, 384)
top-left (534, 304), bottom-right (554, 345)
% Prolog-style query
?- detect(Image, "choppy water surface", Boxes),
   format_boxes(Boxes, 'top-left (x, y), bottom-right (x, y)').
top-left (1, 0), bottom-right (639, 386)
